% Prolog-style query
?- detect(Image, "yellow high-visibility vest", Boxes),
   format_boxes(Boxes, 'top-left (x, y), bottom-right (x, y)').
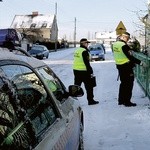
top-left (113, 41), bottom-right (130, 65)
top-left (73, 48), bottom-right (87, 70)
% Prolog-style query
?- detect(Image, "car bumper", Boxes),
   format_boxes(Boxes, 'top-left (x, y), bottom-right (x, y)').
top-left (91, 55), bottom-right (105, 60)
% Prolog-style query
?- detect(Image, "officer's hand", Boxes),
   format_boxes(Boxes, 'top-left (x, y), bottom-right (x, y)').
top-left (140, 61), bottom-right (147, 67)
top-left (87, 67), bottom-right (93, 74)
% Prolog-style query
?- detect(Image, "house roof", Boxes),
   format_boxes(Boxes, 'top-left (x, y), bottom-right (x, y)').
top-left (10, 14), bottom-right (55, 29)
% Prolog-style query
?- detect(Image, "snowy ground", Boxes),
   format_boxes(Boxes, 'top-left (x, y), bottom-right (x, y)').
top-left (43, 47), bottom-right (150, 150)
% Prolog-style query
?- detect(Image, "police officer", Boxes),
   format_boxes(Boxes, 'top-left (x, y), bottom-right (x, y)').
top-left (113, 32), bottom-right (144, 107)
top-left (73, 38), bottom-right (99, 105)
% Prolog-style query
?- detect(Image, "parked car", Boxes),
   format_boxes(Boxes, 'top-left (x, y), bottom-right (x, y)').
top-left (28, 45), bottom-right (49, 59)
top-left (0, 48), bottom-right (84, 150)
top-left (89, 44), bottom-right (105, 61)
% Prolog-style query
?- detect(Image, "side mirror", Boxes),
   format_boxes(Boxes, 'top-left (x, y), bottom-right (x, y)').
top-left (68, 85), bottom-right (84, 97)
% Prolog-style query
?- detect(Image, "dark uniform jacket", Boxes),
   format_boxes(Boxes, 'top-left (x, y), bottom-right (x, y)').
top-left (81, 45), bottom-right (93, 74)
top-left (116, 40), bottom-right (141, 70)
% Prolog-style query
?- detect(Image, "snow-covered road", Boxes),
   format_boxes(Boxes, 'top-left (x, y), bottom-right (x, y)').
top-left (43, 47), bottom-right (150, 150)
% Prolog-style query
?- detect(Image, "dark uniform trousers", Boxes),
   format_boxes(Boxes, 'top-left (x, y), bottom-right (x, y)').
top-left (73, 70), bottom-right (94, 103)
top-left (117, 63), bottom-right (134, 104)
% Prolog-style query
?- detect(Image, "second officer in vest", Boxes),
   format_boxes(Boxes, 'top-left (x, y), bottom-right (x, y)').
top-left (113, 32), bottom-right (143, 107)
top-left (73, 38), bottom-right (99, 105)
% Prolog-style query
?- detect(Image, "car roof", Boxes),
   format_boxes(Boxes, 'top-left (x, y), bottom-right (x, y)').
top-left (0, 48), bottom-right (46, 68)
top-left (32, 44), bottom-right (46, 48)
top-left (89, 44), bottom-right (104, 49)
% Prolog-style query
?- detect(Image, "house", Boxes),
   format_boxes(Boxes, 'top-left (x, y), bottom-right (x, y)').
top-left (95, 31), bottom-right (117, 45)
top-left (10, 12), bottom-right (58, 43)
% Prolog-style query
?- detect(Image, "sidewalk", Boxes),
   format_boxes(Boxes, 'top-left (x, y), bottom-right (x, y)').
top-left (79, 51), bottom-right (150, 150)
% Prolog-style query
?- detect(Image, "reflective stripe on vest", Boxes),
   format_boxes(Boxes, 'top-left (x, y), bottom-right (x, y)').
top-left (113, 41), bottom-right (130, 65)
top-left (73, 48), bottom-right (87, 70)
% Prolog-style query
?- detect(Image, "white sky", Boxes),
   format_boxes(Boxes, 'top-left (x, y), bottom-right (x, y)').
top-left (43, 47), bottom-right (150, 150)
top-left (0, 0), bottom-right (148, 40)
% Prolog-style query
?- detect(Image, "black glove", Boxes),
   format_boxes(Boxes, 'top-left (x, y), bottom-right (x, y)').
top-left (87, 67), bottom-right (93, 74)
top-left (140, 61), bottom-right (147, 67)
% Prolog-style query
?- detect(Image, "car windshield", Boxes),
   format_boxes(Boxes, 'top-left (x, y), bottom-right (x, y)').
top-left (89, 45), bottom-right (103, 51)
top-left (31, 46), bottom-right (44, 51)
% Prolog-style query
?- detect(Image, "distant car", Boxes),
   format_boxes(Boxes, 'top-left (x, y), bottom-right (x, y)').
top-left (89, 44), bottom-right (105, 61)
top-left (28, 45), bottom-right (49, 59)
top-left (0, 47), bottom-right (84, 150)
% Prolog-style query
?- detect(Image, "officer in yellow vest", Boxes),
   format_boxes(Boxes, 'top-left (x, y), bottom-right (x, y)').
top-left (73, 38), bottom-right (99, 105)
top-left (113, 32), bottom-right (143, 107)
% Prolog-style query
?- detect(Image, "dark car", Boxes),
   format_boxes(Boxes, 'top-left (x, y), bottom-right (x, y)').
top-left (89, 44), bottom-right (105, 61)
top-left (0, 28), bottom-right (22, 47)
top-left (28, 45), bottom-right (49, 59)
top-left (0, 48), bottom-right (84, 150)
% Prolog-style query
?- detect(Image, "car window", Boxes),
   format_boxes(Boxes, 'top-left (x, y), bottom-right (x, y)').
top-left (0, 72), bottom-right (33, 150)
top-left (44, 47), bottom-right (47, 51)
top-left (37, 67), bottom-right (69, 103)
top-left (31, 46), bottom-right (43, 51)
top-left (0, 65), bottom-right (59, 149)
top-left (0, 75), bottom-right (20, 148)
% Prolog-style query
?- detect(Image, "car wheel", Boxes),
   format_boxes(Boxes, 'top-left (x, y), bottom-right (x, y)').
top-left (39, 55), bottom-right (44, 60)
top-left (46, 54), bottom-right (49, 59)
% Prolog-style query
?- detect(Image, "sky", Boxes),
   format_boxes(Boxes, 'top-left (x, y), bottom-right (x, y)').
top-left (0, 0), bottom-right (148, 40)
top-left (43, 46), bottom-right (150, 150)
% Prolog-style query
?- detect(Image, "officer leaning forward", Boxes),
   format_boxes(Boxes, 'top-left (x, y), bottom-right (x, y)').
top-left (113, 32), bottom-right (145, 107)
top-left (73, 38), bottom-right (99, 105)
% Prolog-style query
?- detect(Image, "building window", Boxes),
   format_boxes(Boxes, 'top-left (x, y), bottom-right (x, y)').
top-left (41, 23), bottom-right (47, 28)
top-left (30, 23), bottom-right (36, 28)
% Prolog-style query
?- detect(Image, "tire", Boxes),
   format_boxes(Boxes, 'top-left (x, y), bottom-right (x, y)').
top-left (39, 55), bottom-right (44, 60)
top-left (46, 54), bottom-right (49, 59)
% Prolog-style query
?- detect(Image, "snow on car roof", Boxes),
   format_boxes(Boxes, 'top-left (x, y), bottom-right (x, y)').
top-left (0, 48), bottom-right (46, 68)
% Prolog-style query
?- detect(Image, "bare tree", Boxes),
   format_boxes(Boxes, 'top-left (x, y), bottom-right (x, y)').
top-left (21, 28), bottom-right (44, 43)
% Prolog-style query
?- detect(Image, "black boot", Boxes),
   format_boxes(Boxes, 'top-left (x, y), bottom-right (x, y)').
top-left (124, 102), bottom-right (136, 107)
top-left (88, 100), bottom-right (99, 105)
top-left (118, 101), bottom-right (125, 105)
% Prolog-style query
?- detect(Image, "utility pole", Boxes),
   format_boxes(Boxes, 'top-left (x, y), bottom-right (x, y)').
top-left (54, 2), bottom-right (57, 51)
top-left (74, 17), bottom-right (76, 48)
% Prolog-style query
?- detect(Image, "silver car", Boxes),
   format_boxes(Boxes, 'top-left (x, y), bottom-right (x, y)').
top-left (0, 48), bottom-right (84, 150)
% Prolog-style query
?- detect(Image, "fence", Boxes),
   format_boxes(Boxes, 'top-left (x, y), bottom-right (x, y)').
top-left (134, 52), bottom-right (150, 99)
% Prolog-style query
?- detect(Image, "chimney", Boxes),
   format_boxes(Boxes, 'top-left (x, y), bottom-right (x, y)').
top-left (32, 11), bottom-right (38, 16)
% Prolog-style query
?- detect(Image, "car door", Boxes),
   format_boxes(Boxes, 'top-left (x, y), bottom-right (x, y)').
top-left (37, 67), bottom-right (83, 150)
top-left (0, 64), bottom-right (64, 149)
top-left (0, 63), bottom-right (83, 150)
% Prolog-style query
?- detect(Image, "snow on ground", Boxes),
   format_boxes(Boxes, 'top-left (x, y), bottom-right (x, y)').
top-left (43, 47), bottom-right (150, 150)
